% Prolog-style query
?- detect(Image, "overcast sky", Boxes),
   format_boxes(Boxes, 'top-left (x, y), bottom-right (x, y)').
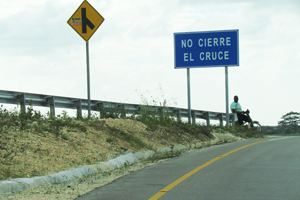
top-left (0, 0), bottom-right (299, 126)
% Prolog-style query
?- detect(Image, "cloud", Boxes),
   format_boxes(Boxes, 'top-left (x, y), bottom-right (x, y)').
top-left (0, 0), bottom-right (299, 125)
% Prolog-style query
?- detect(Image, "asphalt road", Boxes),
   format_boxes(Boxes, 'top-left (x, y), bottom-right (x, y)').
top-left (76, 136), bottom-right (300, 200)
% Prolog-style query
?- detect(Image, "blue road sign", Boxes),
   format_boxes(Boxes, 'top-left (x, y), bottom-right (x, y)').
top-left (174, 30), bottom-right (239, 69)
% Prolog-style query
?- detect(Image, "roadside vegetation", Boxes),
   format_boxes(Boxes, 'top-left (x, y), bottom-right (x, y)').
top-left (262, 111), bottom-right (300, 135)
top-left (0, 103), bottom-right (263, 181)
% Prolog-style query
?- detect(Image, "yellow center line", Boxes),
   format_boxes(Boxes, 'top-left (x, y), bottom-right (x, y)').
top-left (148, 140), bottom-right (268, 200)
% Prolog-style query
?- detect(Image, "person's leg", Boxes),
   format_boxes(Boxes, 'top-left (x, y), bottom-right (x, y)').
top-left (237, 113), bottom-right (249, 125)
top-left (237, 113), bottom-right (245, 125)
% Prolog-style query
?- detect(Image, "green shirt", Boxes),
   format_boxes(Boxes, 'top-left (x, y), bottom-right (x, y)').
top-left (230, 102), bottom-right (242, 112)
top-left (230, 101), bottom-right (242, 122)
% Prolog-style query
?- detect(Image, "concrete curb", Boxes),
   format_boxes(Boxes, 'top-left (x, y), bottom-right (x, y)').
top-left (0, 133), bottom-right (242, 195)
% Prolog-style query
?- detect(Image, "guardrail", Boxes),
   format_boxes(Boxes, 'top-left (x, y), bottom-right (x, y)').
top-left (0, 89), bottom-right (234, 126)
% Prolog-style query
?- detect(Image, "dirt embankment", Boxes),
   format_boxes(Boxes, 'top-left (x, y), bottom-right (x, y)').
top-left (0, 118), bottom-right (213, 181)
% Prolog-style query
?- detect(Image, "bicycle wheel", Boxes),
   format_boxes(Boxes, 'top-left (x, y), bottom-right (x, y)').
top-left (252, 121), bottom-right (262, 132)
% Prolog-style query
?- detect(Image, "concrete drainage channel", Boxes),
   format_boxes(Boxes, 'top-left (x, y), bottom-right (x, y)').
top-left (0, 133), bottom-right (242, 195)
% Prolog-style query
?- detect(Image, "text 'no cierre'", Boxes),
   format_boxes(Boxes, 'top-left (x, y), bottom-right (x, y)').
top-left (174, 30), bottom-right (239, 68)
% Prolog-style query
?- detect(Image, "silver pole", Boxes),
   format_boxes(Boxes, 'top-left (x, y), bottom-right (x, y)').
top-left (225, 66), bottom-right (229, 127)
top-left (86, 41), bottom-right (91, 119)
top-left (187, 68), bottom-right (191, 124)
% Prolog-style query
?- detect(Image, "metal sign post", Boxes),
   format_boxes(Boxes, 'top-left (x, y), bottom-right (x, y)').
top-left (86, 41), bottom-right (91, 118)
top-left (174, 30), bottom-right (239, 126)
top-left (225, 66), bottom-right (229, 127)
top-left (187, 68), bottom-right (192, 124)
top-left (67, 0), bottom-right (105, 119)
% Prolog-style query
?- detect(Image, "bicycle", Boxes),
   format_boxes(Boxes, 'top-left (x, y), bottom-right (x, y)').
top-left (243, 109), bottom-right (262, 132)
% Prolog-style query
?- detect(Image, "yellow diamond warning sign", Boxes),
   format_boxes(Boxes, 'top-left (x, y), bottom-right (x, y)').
top-left (67, 0), bottom-right (104, 42)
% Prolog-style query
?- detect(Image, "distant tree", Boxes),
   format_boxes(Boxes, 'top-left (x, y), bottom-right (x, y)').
top-left (278, 111), bottom-right (300, 126)
top-left (278, 111), bottom-right (300, 134)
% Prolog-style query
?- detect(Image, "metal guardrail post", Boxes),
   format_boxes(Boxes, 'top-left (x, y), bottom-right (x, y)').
top-left (205, 112), bottom-right (210, 126)
top-left (118, 104), bottom-right (126, 118)
top-left (229, 114), bottom-right (235, 125)
top-left (217, 113), bottom-right (224, 127)
top-left (177, 109), bottom-right (182, 122)
top-left (192, 110), bottom-right (196, 125)
top-left (17, 93), bottom-right (26, 113)
top-left (158, 107), bottom-right (163, 119)
top-left (97, 102), bottom-right (104, 119)
top-left (137, 105), bottom-right (142, 116)
top-left (174, 109), bottom-right (181, 122)
top-left (74, 100), bottom-right (82, 119)
top-left (46, 96), bottom-right (56, 119)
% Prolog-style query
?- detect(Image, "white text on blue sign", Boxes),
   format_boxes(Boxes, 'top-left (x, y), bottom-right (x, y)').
top-left (174, 30), bottom-right (239, 68)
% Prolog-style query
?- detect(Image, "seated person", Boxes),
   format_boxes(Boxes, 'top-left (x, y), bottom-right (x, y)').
top-left (230, 95), bottom-right (252, 126)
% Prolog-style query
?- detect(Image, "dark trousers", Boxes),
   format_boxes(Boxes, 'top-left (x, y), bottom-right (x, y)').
top-left (237, 113), bottom-right (252, 125)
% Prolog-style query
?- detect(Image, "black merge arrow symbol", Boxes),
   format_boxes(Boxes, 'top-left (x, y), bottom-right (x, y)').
top-left (81, 7), bottom-right (95, 34)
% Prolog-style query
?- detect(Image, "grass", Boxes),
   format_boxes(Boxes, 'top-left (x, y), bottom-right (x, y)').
top-left (132, 104), bottom-right (264, 139)
top-left (0, 102), bottom-right (264, 143)
top-left (106, 126), bottom-right (150, 149)
top-left (0, 103), bottom-right (263, 181)
top-left (0, 105), bottom-right (87, 136)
